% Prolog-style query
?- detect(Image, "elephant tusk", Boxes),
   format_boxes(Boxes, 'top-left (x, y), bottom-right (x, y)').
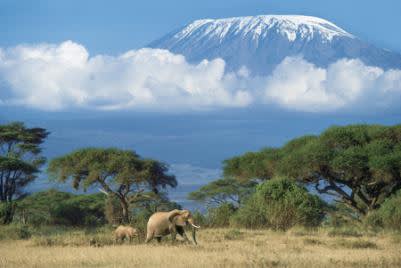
top-left (191, 223), bottom-right (200, 229)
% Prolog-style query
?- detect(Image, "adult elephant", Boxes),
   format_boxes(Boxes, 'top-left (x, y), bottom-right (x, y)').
top-left (145, 209), bottom-right (200, 245)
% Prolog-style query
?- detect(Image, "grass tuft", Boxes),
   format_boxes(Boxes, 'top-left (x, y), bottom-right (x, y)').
top-left (224, 229), bottom-right (244, 240)
top-left (333, 239), bottom-right (378, 249)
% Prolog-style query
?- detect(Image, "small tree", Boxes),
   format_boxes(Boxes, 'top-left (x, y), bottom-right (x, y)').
top-left (0, 122), bottom-right (49, 224)
top-left (48, 148), bottom-right (177, 223)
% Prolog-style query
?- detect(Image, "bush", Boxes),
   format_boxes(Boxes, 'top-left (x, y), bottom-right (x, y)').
top-left (105, 195), bottom-right (123, 225)
top-left (207, 203), bottom-right (237, 227)
top-left (0, 224), bottom-right (32, 240)
top-left (0, 202), bottom-right (16, 225)
top-left (323, 203), bottom-right (361, 228)
top-left (51, 194), bottom-right (106, 226)
top-left (192, 210), bottom-right (207, 227)
top-left (224, 229), bottom-right (244, 240)
top-left (14, 190), bottom-right (106, 227)
top-left (232, 178), bottom-right (326, 230)
top-left (230, 195), bottom-right (267, 228)
top-left (364, 190), bottom-right (401, 231)
top-left (129, 210), bottom-right (152, 241)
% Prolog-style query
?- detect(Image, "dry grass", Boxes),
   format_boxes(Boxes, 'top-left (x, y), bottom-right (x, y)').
top-left (1, 228), bottom-right (401, 267)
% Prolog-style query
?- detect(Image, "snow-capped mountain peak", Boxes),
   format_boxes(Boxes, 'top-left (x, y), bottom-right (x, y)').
top-left (149, 15), bottom-right (401, 75)
top-left (176, 15), bottom-right (354, 43)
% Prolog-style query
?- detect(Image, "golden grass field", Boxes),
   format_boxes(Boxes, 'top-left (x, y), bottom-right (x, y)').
top-left (1, 228), bottom-right (401, 267)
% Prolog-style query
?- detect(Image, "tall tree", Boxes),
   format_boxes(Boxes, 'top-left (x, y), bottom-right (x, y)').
top-left (224, 124), bottom-right (401, 216)
top-left (48, 148), bottom-right (177, 223)
top-left (0, 122), bottom-right (49, 224)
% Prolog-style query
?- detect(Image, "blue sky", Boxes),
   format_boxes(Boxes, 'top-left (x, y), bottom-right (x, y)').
top-left (2, 0), bottom-right (401, 55)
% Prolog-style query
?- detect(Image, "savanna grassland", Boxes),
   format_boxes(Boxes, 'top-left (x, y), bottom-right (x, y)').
top-left (1, 228), bottom-right (401, 268)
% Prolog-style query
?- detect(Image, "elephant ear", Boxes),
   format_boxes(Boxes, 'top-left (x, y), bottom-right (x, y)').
top-left (168, 209), bottom-right (182, 223)
top-left (181, 210), bottom-right (190, 218)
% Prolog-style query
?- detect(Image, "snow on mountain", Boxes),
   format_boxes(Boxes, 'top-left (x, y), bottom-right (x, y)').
top-left (149, 15), bottom-right (401, 75)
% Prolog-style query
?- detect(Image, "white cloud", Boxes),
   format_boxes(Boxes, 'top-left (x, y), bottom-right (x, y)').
top-left (0, 41), bottom-right (401, 113)
top-left (264, 57), bottom-right (401, 112)
top-left (0, 41), bottom-right (251, 111)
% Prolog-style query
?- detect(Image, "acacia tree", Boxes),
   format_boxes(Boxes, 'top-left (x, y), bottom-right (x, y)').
top-left (224, 124), bottom-right (401, 216)
top-left (0, 122), bottom-right (49, 224)
top-left (48, 148), bottom-right (177, 223)
top-left (188, 178), bottom-right (257, 207)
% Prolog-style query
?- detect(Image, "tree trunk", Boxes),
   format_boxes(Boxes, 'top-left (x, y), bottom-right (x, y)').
top-left (0, 201), bottom-right (15, 225)
top-left (120, 198), bottom-right (129, 224)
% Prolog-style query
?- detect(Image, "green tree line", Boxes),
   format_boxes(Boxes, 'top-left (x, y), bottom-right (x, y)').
top-left (1, 122), bottom-right (401, 232)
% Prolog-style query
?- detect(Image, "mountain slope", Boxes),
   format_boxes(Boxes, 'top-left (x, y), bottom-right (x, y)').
top-left (149, 15), bottom-right (401, 74)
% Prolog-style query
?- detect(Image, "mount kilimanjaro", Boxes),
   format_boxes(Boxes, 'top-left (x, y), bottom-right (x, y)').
top-left (149, 15), bottom-right (401, 75)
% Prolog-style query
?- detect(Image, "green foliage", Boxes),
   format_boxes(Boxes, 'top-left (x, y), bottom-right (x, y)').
top-left (188, 178), bottom-right (256, 207)
top-left (224, 124), bottom-right (401, 215)
top-left (232, 179), bottom-right (326, 230)
top-left (0, 224), bottom-right (32, 240)
top-left (51, 194), bottom-right (105, 226)
top-left (48, 147), bottom-right (177, 223)
top-left (15, 190), bottom-right (71, 226)
top-left (0, 202), bottom-right (16, 225)
top-left (191, 210), bottom-right (207, 227)
top-left (15, 190), bottom-right (106, 226)
top-left (364, 190), bottom-right (401, 231)
top-left (104, 195), bottom-right (123, 225)
top-left (206, 203), bottom-right (237, 227)
top-left (323, 203), bottom-right (361, 228)
top-left (223, 148), bottom-right (281, 181)
top-left (0, 122), bottom-right (49, 224)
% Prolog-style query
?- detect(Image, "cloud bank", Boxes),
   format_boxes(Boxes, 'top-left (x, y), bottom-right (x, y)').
top-left (0, 41), bottom-right (400, 112)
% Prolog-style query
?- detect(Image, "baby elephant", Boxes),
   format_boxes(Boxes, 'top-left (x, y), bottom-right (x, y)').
top-left (114, 225), bottom-right (138, 244)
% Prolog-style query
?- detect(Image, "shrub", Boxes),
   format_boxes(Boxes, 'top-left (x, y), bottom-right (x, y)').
top-left (0, 224), bottom-right (32, 240)
top-left (14, 190), bottom-right (106, 227)
top-left (230, 195), bottom-right (267, 228)
top-left (129, 210), bottom-right (152, 241)
top-left (0, 202), bottom-right (16, 225)
top-left (224, 229), bottom-right (244, 240)
top-left (323, 203), bottom-right (361, 228)
top-left (105, 195), bottom-right (123, 225)
top-left (207, 203), bottom-right (237, 227)
top-left (364, 190), bottom-right (401, 231)
top-left (51, 194), bottom-right (106, 226)
top-left (192, 210), bottom-right (207, 227)
top-left (232, 178), bottom-right (326, 230)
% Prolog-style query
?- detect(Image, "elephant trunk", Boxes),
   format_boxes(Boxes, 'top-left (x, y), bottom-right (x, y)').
top-left (188, 218), bottom-right (200, 229)
top-left (188, 218), bottom-right (199, 245)
top-left (191, 225), bottom-right (197, 245)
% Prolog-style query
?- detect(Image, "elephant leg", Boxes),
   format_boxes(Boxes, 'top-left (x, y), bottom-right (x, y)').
top-left (145, 232), bottom-right (154, 243)
top-left (170, 230), bottom-right (177, 244)
top-left (176, 226), bottom-right (190, 243)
